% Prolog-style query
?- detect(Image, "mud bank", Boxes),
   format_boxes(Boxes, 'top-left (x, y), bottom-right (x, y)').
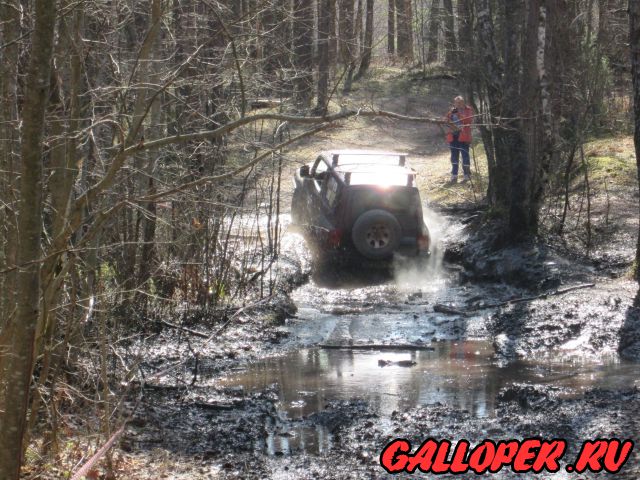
top-left (446, 219), bottom-right (640, 362)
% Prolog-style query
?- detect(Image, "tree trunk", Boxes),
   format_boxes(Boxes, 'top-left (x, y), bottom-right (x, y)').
top-left (329, 0), bottom-right (338, 68)
top-left (292, 0), bottom-right (314, 106)
top-left (631, 0), bottom-right (640, 281)
top-left (136, 0), bottom-right (163, 306)
top-left (0, 2), bottom-right (57, 479)
top-left (356, 0), bottom-right (374, 78)
top-left (544, 0), bottom-right (570, 205)
top-left (339, 0), bottom-right (357, 92)
top-left (442, 0), bottom-right (456, 65)
top-left (426, 0), bottom-right (440, 63)
top-left (509, 0), bottom-right (542, 236)
top-left (396, 0), bottom-right (414, 60)
top-left (388, 0), bottom-right (396, 54)
top-left (355, 0), bottom-right (364, 54)
top-left (476, 0), bottom-right (509, 208)
top-left (497, 0), bottom-right (531, 238)
top-left (316, 0), bottom-right (331, 114)
top-left (23, 6), bottom-right (85, 445)
top-left (339, 0), bottom-right (355, 64)
top-left (527, 2), bottom-right (552, 224)
top-left (0, 0), bottom-right (20, 332)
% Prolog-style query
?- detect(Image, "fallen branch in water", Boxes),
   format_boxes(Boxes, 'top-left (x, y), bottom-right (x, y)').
top-left (433, 283), bottom-right (596, 315)
top-left (483, 283), bottom-right (596, 309)
top-left (433, 304), bottom-right (469, 316)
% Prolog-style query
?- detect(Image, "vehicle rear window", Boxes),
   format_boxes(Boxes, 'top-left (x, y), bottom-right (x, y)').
top-left (348, 187), bottom-right (419, 214)
top-left (335, 154), bottom-right (401, 165)
top-left (325, 176), bottom-right (339, 207)
top-left (334, 163), bottom-right (415, 187)
top-left (348, 170), bottom-right (412, 187)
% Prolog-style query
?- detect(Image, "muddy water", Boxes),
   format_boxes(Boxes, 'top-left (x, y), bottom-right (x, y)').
top-left (226, 211), bottom-right (639, 457)
top-left (219, 343), bottom-right (638, 455)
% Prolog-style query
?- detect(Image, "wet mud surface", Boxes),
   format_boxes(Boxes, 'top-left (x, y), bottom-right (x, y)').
top-left (122, 208), bottom-right (640, 479)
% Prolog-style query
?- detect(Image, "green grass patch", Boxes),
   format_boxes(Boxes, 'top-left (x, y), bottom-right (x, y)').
top-left (581, 136), bottom-right (637, 187)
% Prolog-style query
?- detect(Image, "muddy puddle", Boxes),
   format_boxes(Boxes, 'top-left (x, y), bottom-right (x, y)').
top-left (219, 342), bottom-right (638, 455)
top-left (218, 209), bottom-right (640, 457)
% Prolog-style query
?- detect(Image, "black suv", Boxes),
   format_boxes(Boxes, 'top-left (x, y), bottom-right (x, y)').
top-left (291, 150), bottom-right (430, 260)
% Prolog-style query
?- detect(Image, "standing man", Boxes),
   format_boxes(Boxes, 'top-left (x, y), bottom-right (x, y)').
top-left (445, 96), bottom-right (474, 183)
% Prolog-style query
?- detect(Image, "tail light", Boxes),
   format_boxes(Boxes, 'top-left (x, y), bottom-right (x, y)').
top-left (417, 234), bottom-right (430, 251)
top-left (327, 229), bottom-right (343, 247)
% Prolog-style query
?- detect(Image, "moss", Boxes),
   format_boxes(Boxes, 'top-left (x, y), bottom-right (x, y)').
top-left (569, 136), bottom-right (637, 188)
top-left (587, 155), bottom-right (635, 180)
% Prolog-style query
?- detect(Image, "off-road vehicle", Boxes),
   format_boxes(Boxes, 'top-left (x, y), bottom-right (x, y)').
top-left (291, 150), bottom-right (430, 260)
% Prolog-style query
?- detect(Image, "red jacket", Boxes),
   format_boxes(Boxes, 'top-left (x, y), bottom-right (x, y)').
top-left (445, 105), bottom-right (473, 143)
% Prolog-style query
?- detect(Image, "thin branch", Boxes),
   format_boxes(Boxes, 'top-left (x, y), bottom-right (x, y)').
top-left (138, 122), bottom-right (335, 201)
top-left (120, 109), bottom-right (448, 156)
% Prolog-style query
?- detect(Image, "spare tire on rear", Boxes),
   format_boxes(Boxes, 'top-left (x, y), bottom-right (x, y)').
top-left (351, 209), bottom-right (401, 259)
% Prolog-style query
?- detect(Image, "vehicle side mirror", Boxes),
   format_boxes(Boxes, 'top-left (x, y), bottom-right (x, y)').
top-left (300, 165), bottom-right (310, 177)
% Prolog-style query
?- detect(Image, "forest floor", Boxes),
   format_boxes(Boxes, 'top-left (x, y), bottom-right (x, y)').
top-left (34, 66), bottom-right (640, 479)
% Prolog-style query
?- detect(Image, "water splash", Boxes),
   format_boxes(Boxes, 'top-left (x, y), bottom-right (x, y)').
top-left (393, 206), bottom-right (449, 292)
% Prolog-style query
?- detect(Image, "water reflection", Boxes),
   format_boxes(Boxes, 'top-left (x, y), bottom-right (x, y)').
top-left (219, 341), bottom-right (637, 455)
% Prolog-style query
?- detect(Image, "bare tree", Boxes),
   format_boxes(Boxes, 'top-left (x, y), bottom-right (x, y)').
top-left (396, 0), bottom-right (414, 60)
top-left (456, 0), bottom-right (474, 79)
top-left (355, 0), bottom-right (364, 53)
top-left (339, 0), bottom-right (357, 92)
top-left (356, 0), bottom-right (375, 78)
top-left (476, 0), bottom-right (509, 208)
top-left (388, 0), bottom-right (396, 54)
top-left (426, 0), bottom-right (440, 63)
top-left (0, 2), bottom-right (58, 478)
top-left (316, 0), bottom-right (332, 113)
top-left (631, 0), bottom-right (640, 281)
top-left (293, 0), bottom-right (314, 106)
top-left (442, 0), bottom-right (456, 65)
top-left (329, 0), bottom-right (338, 67)
top-left (0, 0), bottom-right (20, 334)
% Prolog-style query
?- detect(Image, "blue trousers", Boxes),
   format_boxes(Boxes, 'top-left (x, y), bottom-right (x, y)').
top-left (450, 140), bottom-right (470, 176)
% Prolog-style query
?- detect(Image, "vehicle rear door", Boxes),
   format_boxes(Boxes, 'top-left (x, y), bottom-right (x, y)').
top-left (303, 156), bottom-right (332, 235)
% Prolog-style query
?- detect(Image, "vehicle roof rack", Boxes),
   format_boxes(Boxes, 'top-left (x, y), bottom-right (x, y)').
top-left (341, 168), bottom-right (416, 187)
top-left (328, 151), bottom-right (408, 168)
